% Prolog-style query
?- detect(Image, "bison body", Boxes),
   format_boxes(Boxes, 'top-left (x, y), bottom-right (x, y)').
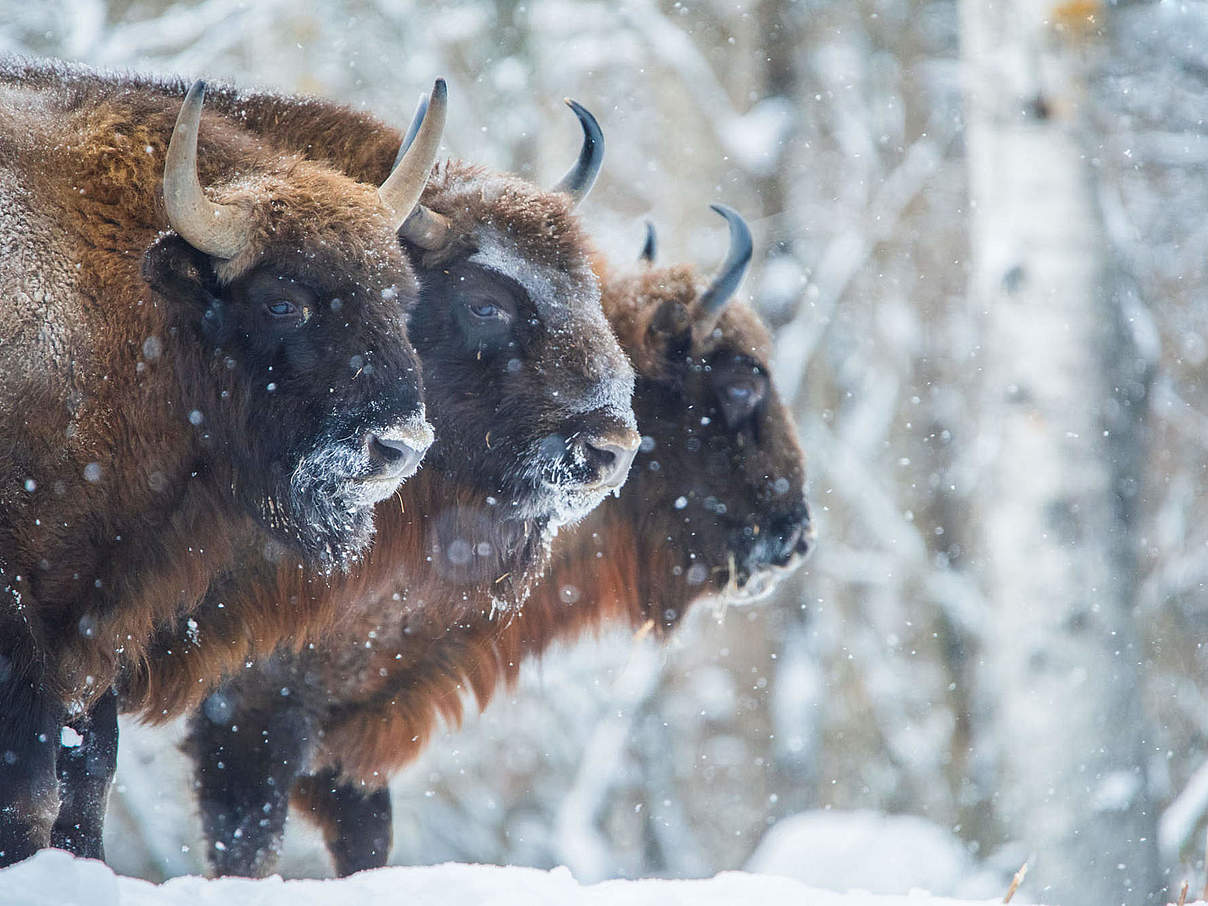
top-left (78, 86), bottom-right (638, 875)
top-left (180, 210), bottom-right (810, 876)
top-left (0, 59), bottom-right (441, 863)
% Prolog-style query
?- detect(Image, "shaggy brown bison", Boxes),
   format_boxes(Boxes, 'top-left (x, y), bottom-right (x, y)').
top-left (0, 60), bottom-right (445, 864)
top-left (181, 208), bottom-right (810, 877)
top-left (70, 90), bottom-right (635, 874)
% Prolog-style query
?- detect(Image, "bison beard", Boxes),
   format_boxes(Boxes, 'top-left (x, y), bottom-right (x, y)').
top-left (0, 61), bottom-right (445, 864)
top-left (260, 426), bottom-right (423, 569)
top-left (172, 213), bottom-right (810, 878)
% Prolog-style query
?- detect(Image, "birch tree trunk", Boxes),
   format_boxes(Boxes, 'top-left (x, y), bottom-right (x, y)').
top-left (961, 2), bottom-right (1160, 902)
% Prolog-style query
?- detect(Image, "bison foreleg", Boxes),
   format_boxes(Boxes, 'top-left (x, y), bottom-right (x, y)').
top-left (51, 686), bottom-right (118, 859)
top-left (185, 690), bottom-right (318, 877)
top-left (0, 658), bottom-right (64, 866)
top-left (292, 767), bottom-right (393, 876)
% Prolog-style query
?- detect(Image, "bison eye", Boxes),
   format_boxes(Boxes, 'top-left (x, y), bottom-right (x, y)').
top-left (725, 381), bottom-right (762, 412)
top-left (468, 300), bottom-right (502, 319)
top-left (266, 300), bottom-right (297, 317)
top-left (714, 372), bottom-right (768, 427)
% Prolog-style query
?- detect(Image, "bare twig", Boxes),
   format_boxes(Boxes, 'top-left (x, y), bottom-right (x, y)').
top-left (1202, 827), bottom-right (1208, 902)
top-left (1003, 861), bottom-right (1028, 903)
top-left (632, 618), bottom-right (655, 643)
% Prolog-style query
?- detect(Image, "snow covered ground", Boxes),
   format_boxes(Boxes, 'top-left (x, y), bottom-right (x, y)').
top-left (0, 850), bottom-right (1021, 906)
top-left (746, 810), bottom-right (1003, 897)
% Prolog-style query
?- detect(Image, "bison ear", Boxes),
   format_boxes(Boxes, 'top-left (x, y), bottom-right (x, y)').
top-left (141, 233), bottom-right (220, 312)
top-left (646, 298), bottom-right (694, 362)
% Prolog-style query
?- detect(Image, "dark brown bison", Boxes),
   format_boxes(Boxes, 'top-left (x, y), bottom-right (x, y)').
top-left (179, 208), bottom-right (810, 877)
top-left (58, 89), bottom-right (635, 874)
top-left (0, 60), bottom-right (446, 865)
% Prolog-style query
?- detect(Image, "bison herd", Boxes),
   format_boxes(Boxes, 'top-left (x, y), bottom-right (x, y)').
top-left (0, 58), bottom-right (812, 877)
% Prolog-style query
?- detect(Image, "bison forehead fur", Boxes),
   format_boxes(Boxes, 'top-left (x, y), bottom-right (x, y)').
top-left (602, 265), bottom-right (810, 620)
top-left (402, 160), bottom-right (636, 530)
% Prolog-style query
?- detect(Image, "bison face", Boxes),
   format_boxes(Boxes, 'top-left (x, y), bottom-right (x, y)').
top-left (405, 226), bottom-right (638, 533)
top-left (143, 231), bottom-right (431, 568)
top-left (135, 77), bottom-right (444, 568)
top-left (607, 247), bottom-right (812, 627)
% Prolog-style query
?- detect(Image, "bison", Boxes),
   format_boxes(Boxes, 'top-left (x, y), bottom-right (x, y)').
top-left (48, 88), bottom-right (637, 872)
top-left (0, 60), bottom-right (446, 864)
top-left (178, 207), bottom-right (811, 877)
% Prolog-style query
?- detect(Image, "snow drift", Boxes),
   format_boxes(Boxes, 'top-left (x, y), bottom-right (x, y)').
top-left (0, 849), bottom-right (1020, 906)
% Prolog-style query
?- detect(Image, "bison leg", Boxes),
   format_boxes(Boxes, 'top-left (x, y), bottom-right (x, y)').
top-left (51, 686), bottom-right (118, 859)
top-left (185, 689), bottom-right (318, 877)
top-left (0, 661), bottom-right (64, 866)
top-left (293, 768), bottom-right (393, 876)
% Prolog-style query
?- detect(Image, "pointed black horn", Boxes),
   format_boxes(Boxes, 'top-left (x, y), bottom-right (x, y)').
top-left (639, 220), bottom-right (657, 264)
top-left (551, 99), bottom-right (603, 206)
top-left (695, 204), bottom-right (753, 336)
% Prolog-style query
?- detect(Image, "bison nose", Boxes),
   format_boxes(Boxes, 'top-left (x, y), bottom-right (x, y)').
top-left (771, 522), bottom-right (803, 566)
top-left (366, 421), bottom-right (433, 482)
top-left (582, 429), bottom-right (641, 490)
top-left (770, 501), bottom-right (813, 565)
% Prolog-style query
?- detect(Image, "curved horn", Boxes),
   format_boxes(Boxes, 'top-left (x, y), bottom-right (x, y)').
top-left (380, 78), bottom-right (447, 232)
top-left (391, 92), bottom-right (429, 171)
top-left (551, 99), bottom-right (603, 206)
top-left (695, 204), bottom-right (753, 333)
top-left (163, 80), bottom-right (254, 260)
top-left (639, 220), bottom-right (657, 264)
top-left (388, 82), bottom-right (452, 251)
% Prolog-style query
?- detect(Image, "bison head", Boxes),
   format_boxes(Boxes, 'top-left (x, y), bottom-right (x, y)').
top-left (141, 80), bottom-right (447, 567)
top-left (609, 207), bottom-right (812, 625)
top-left (396, 99), bottom-right (638, 534)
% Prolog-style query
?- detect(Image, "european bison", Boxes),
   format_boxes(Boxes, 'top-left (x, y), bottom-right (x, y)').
top-left (0, 61), bottom-right (444, 864)
top-left (81, 91), bottom-right (635, 874)
top-left (182, 208), bottom-right (810, 876)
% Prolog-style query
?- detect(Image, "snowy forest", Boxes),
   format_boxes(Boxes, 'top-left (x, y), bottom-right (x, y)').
top-left (1, 1), bottom-right (1206, 904)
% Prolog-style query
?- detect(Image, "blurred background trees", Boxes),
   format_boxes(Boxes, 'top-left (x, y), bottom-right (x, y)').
top-left (4, 0), bottom-right (1208, 900)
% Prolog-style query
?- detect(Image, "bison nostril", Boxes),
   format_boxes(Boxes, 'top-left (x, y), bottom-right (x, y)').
top-left (584, 433), bottom-right (640, 490)
top-left (366, 428), bottom-right (431, 480)
top-left (371, 434), bottom-right (408, 462)
top-left (768, 524), bottom-right (795, 566)
top-left (769, 513), bottom-right (812, 566)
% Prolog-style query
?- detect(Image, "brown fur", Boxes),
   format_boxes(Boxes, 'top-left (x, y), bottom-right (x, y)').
top-left (124, 469), bottom-right (546, 720)
top-left (0, 70), bottom-right (247, 704)
top-left (187, 264), bottom-right (808, 874)
top-left (125, 84), bottom-right (632, 722)
top-left (166, 252), bottom-right (805, 875)
top-left (170, 265), bottom-right (806, 854)
top-left (292, 269), bottom-right (808, 784)
top-left (32, 68), bottom-right (599, 281)
top-left (104, 84), bottom-right (807, 875)
top-left (0, 60), bottom-right (427, 704)
top-left (0, 58), bottom-right (434, 860)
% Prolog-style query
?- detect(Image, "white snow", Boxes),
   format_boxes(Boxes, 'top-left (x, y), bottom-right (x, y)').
top-left (0, 850), bottom-right (1020, 906)
top-left (745, 810), bottom-right (1000, 900)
